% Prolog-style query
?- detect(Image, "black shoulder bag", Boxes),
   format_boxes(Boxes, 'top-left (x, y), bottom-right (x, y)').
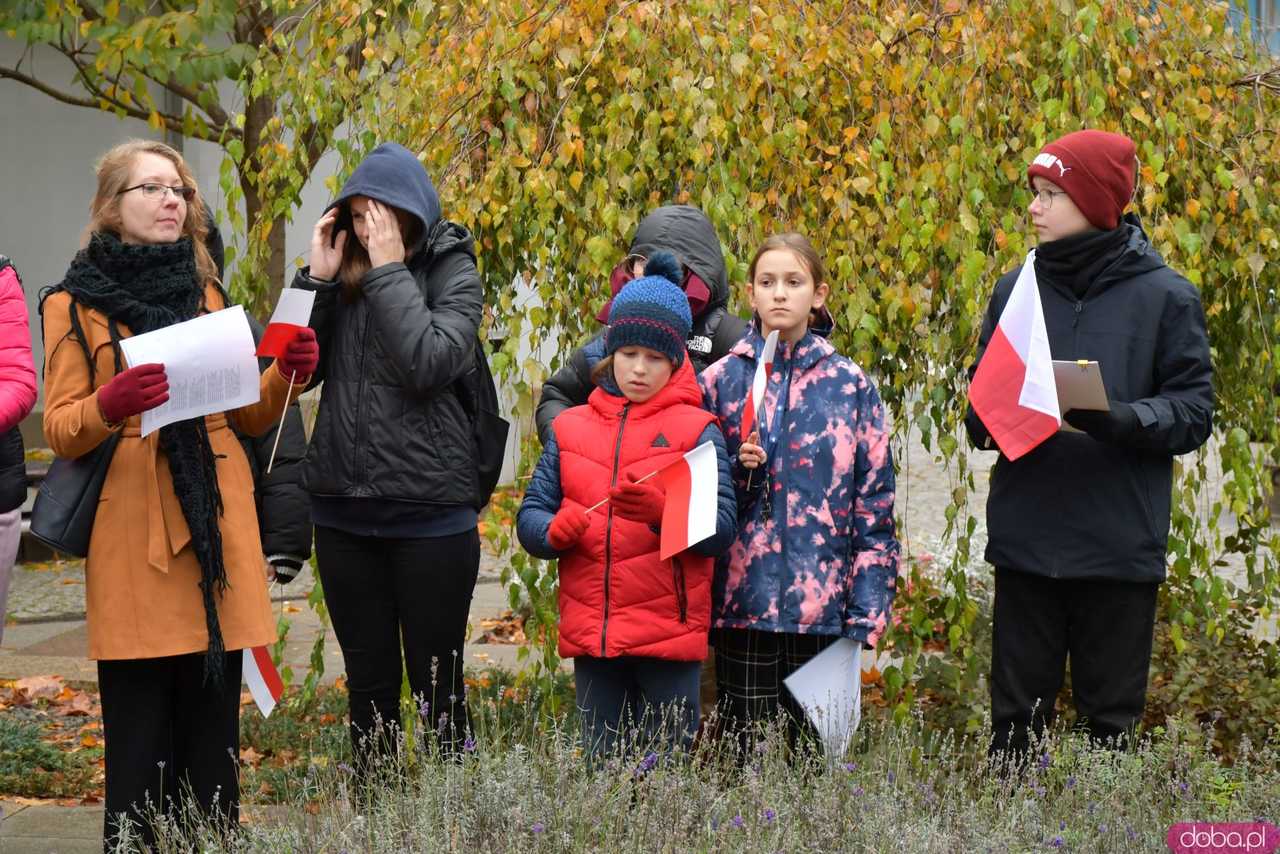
top-left (29, 305), bottom-right (124, 558)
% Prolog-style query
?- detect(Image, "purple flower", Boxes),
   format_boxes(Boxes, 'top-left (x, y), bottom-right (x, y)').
top-left (1065, 776), bottom-right (1075, 789)
top-left (532, 821), bottom-right (545, 834)
top-left (338, 762), bottom-right (355, 775)
top-left (1050, 836), bottom-right (1064, 848)
top-left (1059, 821), bottom-right (1065, 831)
top-left (843, 762), bottom-right (857, 772)
top-left (1177, 781), bottom-right (1189, 795)
top-left (852, 785), bottom-right (865, 796)
top-left (463, 736), bottom-right (476, 753)
top-left (763, 808), bottom-right (776, 824)
top-left (1037, 752), bottom-right (1051, 771)
top-left (732, 815), bottom-right (744, 829)
top-left (1098, 824), bottom-right (1107, 833)
top-left (417, 697), bottom-right (430, 719)
top-left (887, 771), bottom-right (895, 784)
top-left (1126, 826), bottom-right (1136, 841)
top-left (635, 751), bottom-right (659, 776)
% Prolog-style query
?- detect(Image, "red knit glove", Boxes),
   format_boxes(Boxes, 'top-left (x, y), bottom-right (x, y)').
top-left (277, 327), bottom-right (319, 381)
top-left (97, 363), bottom-right (168, 423)
top-left (547, 505), bottom-right (590, 551)
top-left (608, 472), bottom-right (665, 525)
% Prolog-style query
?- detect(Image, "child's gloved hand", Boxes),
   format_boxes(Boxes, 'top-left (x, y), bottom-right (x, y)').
top-left (548, 505), bottom-right (590, 551)
top-left (608, 472), bottom-right (665, 525)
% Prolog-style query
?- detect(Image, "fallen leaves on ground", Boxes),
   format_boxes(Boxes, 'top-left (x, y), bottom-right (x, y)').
top-left (474, 610), bottom-right (527, 645)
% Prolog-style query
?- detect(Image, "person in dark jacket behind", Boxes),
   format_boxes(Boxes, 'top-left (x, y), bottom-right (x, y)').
top-left (204, 215), bottom-right (312, 581)
top-left (534, 205), bottom-right (748, 723)
top-left (295, 143), bottom-right (484, 769)
top-left (534, 205), bottom-right (748, 446)
top-left (965, 129), bottom-right (1214, 759)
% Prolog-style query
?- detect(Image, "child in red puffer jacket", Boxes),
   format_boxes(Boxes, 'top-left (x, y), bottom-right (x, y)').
top-left (518, 252), bottom-right (736, 759)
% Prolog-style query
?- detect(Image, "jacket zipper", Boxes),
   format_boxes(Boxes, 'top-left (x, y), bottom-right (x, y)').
top-left (354, 308), bottom-right (373, 493)
top-left (602, 403), bottom-right (630, 656)
top-left (772, 347), bottom-right (795, 612)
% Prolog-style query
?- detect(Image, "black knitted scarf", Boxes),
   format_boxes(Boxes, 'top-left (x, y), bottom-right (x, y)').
top-left (57, 232), bottom-right (230, 687)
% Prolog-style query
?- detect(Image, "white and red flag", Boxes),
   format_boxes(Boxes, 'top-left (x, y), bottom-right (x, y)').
top-left (243, 646), bottom-right (284, 718)
top-left (656, 441), bottom-right (719, 560)
top-left (967, 250), bottom-right (1061, 460)
top-left (255, 288), bottom-right (316, 359)
top-left (741, 329), bottom-right (779, 442)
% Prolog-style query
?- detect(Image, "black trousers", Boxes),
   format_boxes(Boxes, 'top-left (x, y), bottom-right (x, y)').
top-left (989, 567), bottom-right (1159, 757)
top-left (712, 628), bottom-right (836, 753)
top-left (315, 525), bottom-right (480, 766)
top-left (98, 651), bottom-right (242, 851)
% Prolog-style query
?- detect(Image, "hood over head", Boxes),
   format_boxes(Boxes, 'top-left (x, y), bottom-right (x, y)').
top-left (325, 142), bottom-right (442, 254)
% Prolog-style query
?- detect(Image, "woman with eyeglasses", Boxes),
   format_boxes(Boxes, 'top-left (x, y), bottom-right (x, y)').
top-left (534, 205), bottom-right (748, 446)
top-left (40, 139), bottom-right (319, 849)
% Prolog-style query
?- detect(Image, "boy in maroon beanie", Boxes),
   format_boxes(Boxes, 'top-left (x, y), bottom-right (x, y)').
top-left (964, 129), bottom-right (1214, 758)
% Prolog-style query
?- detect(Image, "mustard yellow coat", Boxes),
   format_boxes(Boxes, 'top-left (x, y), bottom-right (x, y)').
top-left (42, 287), bottom-right (301, 660)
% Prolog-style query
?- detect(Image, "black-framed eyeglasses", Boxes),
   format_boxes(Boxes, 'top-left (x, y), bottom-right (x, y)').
top-left (117, 183), bottom-right (196, 202)
top-left (1033, 188), bottom-right (1068, 210)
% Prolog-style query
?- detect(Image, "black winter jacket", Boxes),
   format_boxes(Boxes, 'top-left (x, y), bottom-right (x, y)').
top-left (534, 205), bottom-right (747, 444)
top-left (965, 217), bottom-right (1214, 582)
top-left (297, 145), bottom-right (483, 507)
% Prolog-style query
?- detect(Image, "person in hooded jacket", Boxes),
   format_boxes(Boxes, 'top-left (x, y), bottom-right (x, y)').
top-left (294, 143), bottom-right (484, 767)
top-left (964, 129), bottom-right (1214, 759)
top-left (534, 205), bottom-right (747, 446)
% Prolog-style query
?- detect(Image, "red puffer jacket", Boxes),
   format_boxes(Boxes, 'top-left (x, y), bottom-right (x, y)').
top-left (552, 361), bottom-right (715, 661)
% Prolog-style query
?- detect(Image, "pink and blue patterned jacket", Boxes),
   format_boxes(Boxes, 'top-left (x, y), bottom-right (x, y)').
top-left (698, 322), bottom-right (899, 647)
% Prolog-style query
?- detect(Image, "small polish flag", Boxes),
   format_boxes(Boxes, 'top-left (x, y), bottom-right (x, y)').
top-left (741, 329), bottom-right (779, 442)
top-left (968, 251), bottom-right (1061, 460)
top-left (656, 441), bottom-right (719, 560)
top-left (255, 288), bottom-right (317, 358)
top-left (243, 646), bottom-right (284, 718)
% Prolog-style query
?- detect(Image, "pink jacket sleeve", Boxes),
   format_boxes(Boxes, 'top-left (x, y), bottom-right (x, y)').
top-left (0, 264), bottom-right (37, 433)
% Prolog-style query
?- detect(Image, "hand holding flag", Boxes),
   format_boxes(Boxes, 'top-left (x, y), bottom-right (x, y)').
top-left (582, 441), bottom-right (720, 561)
top-left (967, 250), bottom-right (1061, 460)
top-left (608, 472), bottom-right (665, 524)
top-left (257, 287), bottom-right (318, 474)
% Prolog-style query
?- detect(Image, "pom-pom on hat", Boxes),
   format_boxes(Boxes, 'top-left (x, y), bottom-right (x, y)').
top-left (605, 251), bottom-right (692, 368)
top-left (1027, 129), bottom-right (1138, 231)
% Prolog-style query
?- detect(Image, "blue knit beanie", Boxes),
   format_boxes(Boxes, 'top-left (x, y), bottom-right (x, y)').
top-left (605, 251), bottom-right (691, 368)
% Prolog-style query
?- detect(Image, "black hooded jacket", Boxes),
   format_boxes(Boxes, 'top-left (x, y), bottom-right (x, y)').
top-left (534, 205), bottom-right (747, 444)
top-left (295, 143), bottom-right (484, 515)
top-left (964, 215), bottom-right (1214, 582)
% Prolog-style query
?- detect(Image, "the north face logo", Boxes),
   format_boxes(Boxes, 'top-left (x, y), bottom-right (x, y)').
top-left (652, 433), bottom-right (671, 448)
top-left (1032, 152), bottom-right (1071, 178)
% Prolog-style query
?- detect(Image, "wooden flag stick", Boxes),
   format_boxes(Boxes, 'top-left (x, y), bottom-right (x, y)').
top-left (264, 370), bottom-right (296, 475)
top-left (583, 469), bottom-right (659, 514)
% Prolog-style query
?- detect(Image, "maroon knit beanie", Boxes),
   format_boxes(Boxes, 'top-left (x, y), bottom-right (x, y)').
top-left (1027, 130), bottom-right (1138, 230)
